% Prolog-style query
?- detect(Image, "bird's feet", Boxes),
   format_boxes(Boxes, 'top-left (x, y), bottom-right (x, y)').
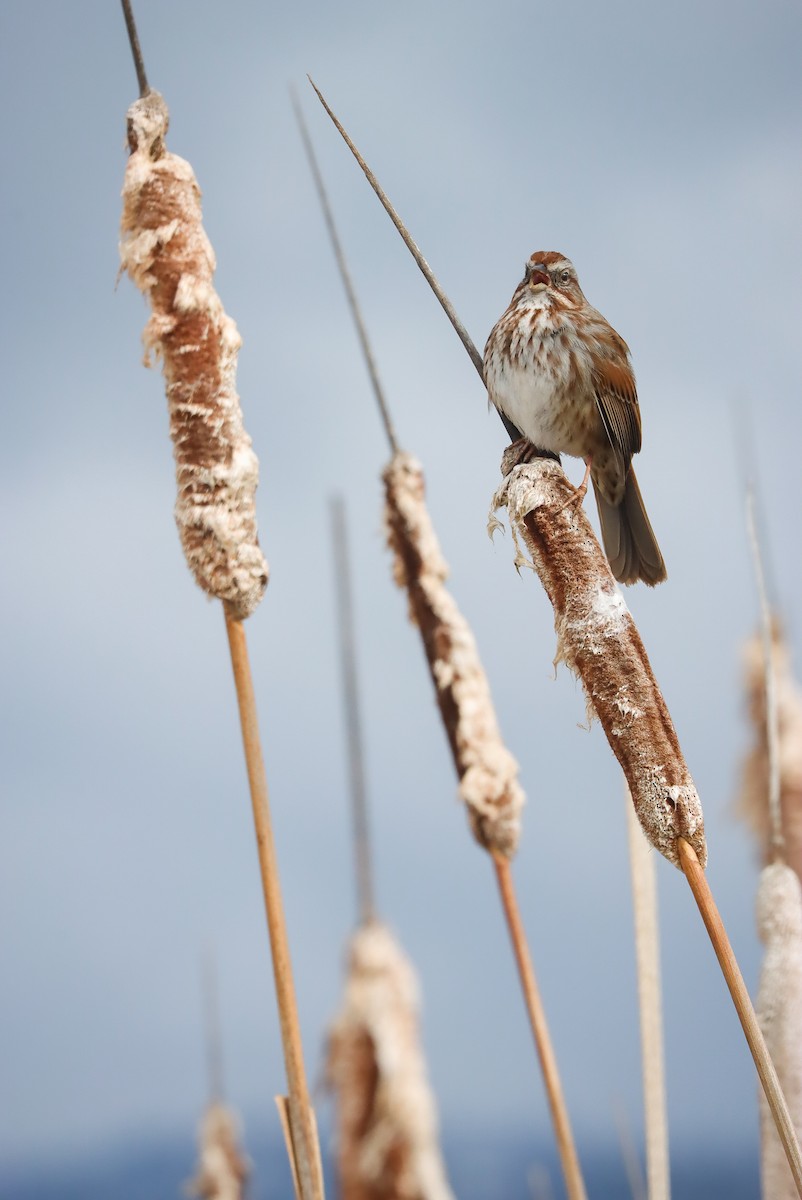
top-left (557, 459), bottom-right (592, 515)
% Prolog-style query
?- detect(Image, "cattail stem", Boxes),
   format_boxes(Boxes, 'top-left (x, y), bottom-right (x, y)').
top-left (330, 496), bottom-right (376, 926)
top-left (120, 0), bottom-right (149, 97)
top-left (294, 95), bottom-right (400, 457)
top-left (677, 837), bottom-right (802, 1196)
top-left (202, 949), bottom-right (225, 1104)
top-left (307, 77), bottom-right (485, 385)
top-left (224, 610), bottom-right (324, 1200)
top-left (493, 854), bottom-right (588, 1200)
top-left (746, 487), bottom-right (783, 857)
top-left (625, 797), bottom-right (670, 1200)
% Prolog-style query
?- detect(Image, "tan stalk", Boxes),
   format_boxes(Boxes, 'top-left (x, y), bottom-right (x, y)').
top-left (225, 614), bottom-right (324, 1199)
top-left (677, 838), bottom-right (802, 1194)
top-left (625, 795), bottom-right (669, 1200)
top-left (305, 82), bottom-right (802, 1186)
top-left (331, 497), bottom-right (376, 926)
top-left (746, 488), bottom-right (783, 859)
top-left (493, 853), bottom-right (587, 1200)
top-left (118, 15), bottom-right (323, 1193)
top-left (295, 99), bottom-right (586, 1199)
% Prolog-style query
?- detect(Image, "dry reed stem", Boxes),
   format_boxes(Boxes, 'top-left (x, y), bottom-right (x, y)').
top-left (738, 628), bottom-right (802, 882)
top-left (383, 451), bottom-right (524, 857)
top-left (224, 612), bottom-right (324, 1200)
top-left (326, 921), bottom-right (454, 1200)
top-left (677, 837), bottom-right (802, 1195)
top-left (493, 856), bottom-right (588, 1200)
top-left (120, 91), bottom-right (268, 619)
top-left (755, 863), bottom-right (802, 1199)
top-left (187, 1102), bottom-right (250, 1200)
top-left (490, 457), bottom-right (706, 870)
top-left (625, 796), bottom-right (670, 1200)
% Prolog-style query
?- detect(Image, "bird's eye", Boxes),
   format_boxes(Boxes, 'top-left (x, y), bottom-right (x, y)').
top-left (559, 268), bottom-right (572, 284)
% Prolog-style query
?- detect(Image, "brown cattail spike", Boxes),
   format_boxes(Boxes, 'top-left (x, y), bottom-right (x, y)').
top-left (188, 1102), bottom-right (250, 1200)
top-left (738, 627), bottom-right (802, 882)
top-left (326, 921), bottom-right (455, 1200)
top-left (490, 457), bottom-right (706, 869)
top-left (383, 451), bottom-right (524, 857)
top-left (120, 91), bottom-right (268, 619)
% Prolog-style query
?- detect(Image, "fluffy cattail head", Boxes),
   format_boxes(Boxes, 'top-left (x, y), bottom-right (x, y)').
top-left (187, 1102), bottom-right (250, 1200)
top-left (383, 452), bottom-right (524, 857)
top-left (327, 921), bottom-right (454, 1200)
top-left (120, 91), bottom-right (268, 619)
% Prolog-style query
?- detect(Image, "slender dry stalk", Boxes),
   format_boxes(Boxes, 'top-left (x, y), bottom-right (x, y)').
top-left (187, 1102), bottom-right (250, 1200)
top-left (201, 949), bottom-right (225, 1105)
top-left (118, 63), bottom-right (322, 1198)
top-left (493, 856), bottom-right (587, 1200)
top-left (678, 839), bottom-right (802, 1194)
top-left (331, 497), bottom-right (376, 926)
top-left (306, 78), bottom-right (486, 387)
top-left (225, 614), bottom-right (324, 1200)
top-left (305, 84), bottom-right (802, 1185)
top-left (326, 921), bottom-right (455, 1200)
top-left (625, 796), bottom-right (669, 1200)
top-left (295, 101), bottom-right (586, 1198)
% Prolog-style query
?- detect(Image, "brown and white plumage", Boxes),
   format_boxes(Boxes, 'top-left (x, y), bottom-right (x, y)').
top-left (484, 251), bottom-right (666, 586)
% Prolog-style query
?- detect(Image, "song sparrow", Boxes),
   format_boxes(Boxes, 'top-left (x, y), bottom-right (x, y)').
top-left (484, 252), bottom-right (667, 587)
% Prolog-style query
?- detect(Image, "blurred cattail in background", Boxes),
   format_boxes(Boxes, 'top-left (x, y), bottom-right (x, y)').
top-left (325, 497), bottom-right (454, 1200)
top-left (737, 491), bottom-right (802, 1199)
top-left (738, 625), bottom-right (802, 883)
top-left (186, 956), bottom-right (250, 1200)
top-left (327, 922), bottom-right (454, 1200)
top-left (187, 1103), bottom-right (250, 1200)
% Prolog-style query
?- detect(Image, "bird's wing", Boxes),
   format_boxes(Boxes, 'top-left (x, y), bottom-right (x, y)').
top-left (592, 357), bottom-right (642, 461)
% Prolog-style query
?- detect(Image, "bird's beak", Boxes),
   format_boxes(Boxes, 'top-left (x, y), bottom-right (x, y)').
top-left (528, 263), bottom-right (549, 290)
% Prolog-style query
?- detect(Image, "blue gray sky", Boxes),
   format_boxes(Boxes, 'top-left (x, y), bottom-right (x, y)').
top-left (2, 0), bottom-right (801, 1185)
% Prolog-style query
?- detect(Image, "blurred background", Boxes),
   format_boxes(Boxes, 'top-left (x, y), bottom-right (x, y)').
top-left (1, 1), bottom-right (800, 1195)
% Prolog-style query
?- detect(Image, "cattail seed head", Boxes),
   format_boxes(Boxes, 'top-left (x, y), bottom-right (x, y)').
top-left (383, 451), bottom-right (524, 858)
top-left (120, 91), bottom-right (268, 619)
top-left (187, 1102), bottom-right (250, 1200)
top-left (490, 459), bottom-right (706, 869)
top-left (326, 921), bottom-right (454, 1200)
top-left (738, 627), bottom-right (802, 879)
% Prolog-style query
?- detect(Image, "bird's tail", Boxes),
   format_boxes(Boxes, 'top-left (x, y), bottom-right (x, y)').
top-left (592, 467), bottom-right (667, 587)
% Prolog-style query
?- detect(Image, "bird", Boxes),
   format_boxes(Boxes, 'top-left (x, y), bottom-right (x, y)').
top-left (483, 251), bottom-right (667, 587)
